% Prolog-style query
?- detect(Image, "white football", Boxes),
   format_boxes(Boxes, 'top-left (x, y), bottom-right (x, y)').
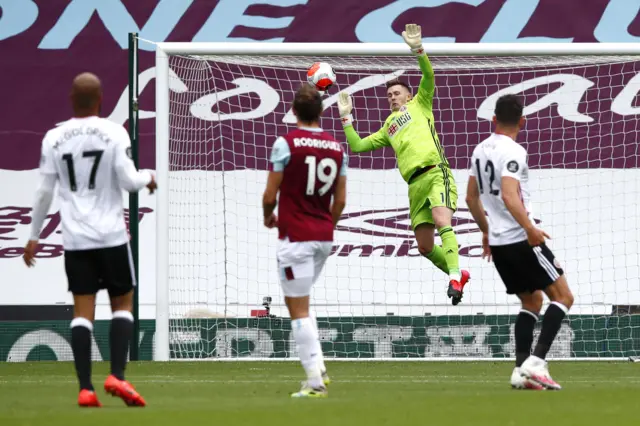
top-left (307, 62), bottom-right (336, 92)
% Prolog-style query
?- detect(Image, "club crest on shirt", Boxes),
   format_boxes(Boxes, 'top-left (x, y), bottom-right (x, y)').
top-left (554, 257), bottom-right (562, 269)
top-left (507, 160), bottom-right (519, 173)
top-left (388, 111), bottom-right (412, 138)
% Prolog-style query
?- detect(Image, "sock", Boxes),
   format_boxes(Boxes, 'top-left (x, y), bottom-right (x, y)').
top-left (110, 310), bottom-right (134, 381)
top-left (292, 317), bottom-right (323, 388)
top-left (438, 226), bottom-right (460, 281)
top-left (515, 309), bottom-right (538, 367)
top-left (533, 302), bottom-right (569, 360)
top-left (424, 245), bottom-right (449, 275)
top-left (309, 312), bottom-right (327, 373)
top-left (70, 317), bottom-right (93, 391)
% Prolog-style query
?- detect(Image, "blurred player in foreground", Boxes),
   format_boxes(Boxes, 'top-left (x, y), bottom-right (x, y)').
top-left (23, 73), bottom-right (156, 407)
top-left (263, 84), bottom-right (347, 398)
top-left (466, 94), bottom-right (574, 390)
top-left (337, 24), bottom-right (469, 305)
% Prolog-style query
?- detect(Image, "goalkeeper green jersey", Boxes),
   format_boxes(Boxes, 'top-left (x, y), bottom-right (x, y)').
top-left (343, 54), bottom-right (449, 183)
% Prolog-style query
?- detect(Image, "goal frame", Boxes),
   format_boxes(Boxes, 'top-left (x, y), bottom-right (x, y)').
top-left (154, 42), bottom-right (640, 362)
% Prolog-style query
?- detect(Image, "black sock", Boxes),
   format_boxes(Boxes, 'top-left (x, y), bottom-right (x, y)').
top-left (515, 310), bottom-right (538, 367)
top-left (110, 311), bottom-right (134, 380)
top-left (533, 302), bottom-right (568, 360)
top-left (71, 318), bottom-right (93, 391)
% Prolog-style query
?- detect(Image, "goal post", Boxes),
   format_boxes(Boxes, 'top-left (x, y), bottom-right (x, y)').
top-left (153, 42), bottom-right (640, 362)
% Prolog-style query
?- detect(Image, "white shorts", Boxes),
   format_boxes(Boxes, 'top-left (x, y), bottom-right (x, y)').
top-left (276, 237), bottom-right (333, 297)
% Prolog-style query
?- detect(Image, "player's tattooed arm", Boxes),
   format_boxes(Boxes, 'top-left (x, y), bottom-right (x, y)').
top-left (502, 177), bottom-right (549, 246)
top-left (465, 175), bottom-right (491, 260)
top-left (465, 176), bottom-right (489, 234)
top-left (331, 175), bottom-right (347, 226)
top-left (262, 171), bottom-right (283, 228)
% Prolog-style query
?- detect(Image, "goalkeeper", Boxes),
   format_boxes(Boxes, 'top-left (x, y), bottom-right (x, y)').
top-left (337, 24), bottom-right (470, 305)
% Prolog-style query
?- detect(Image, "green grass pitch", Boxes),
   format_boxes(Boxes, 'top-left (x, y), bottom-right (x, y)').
top-left (1, 362), bottom-right (638, 426)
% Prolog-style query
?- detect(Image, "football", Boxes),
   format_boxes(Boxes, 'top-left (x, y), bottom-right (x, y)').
top-left (307, 62), bottom-right (336, 92)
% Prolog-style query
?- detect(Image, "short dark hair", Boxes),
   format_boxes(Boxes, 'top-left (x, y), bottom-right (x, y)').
top-left (293, 84), bottom-right (323, 123)
top-left (385, 79), bottom-right (411, 93)
top-left (494, 94), bottom-right (523, 125)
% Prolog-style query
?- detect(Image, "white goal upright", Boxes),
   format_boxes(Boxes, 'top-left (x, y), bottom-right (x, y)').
top-left (154, 42), bottom-right (640, 361)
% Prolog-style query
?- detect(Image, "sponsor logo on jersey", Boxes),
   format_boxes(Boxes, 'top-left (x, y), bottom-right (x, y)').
top-left (388, 111), bottom-right (412, 138)
top-left (292, 137), bottom-right (341, 152)
top-left (507, 160), bottom-right (519, 173)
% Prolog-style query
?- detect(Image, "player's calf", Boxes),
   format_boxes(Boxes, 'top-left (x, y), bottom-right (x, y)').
top-left (71, 304), bottom-right (95, 391)
top-left (534, 276), bottom-right (573, 362)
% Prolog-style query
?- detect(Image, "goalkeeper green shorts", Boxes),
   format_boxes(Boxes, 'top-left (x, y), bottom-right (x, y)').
top-left (408, 164), bottom-right (458, 229)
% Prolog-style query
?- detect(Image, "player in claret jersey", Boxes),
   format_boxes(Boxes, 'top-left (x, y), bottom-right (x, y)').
top-left (262, 84), bottom-right (347, 398)
top-left (23, 73), bottom-right (155, 407)
top-left (337, 24), bottom-right (470, 305)
top-left (466, 94), bottom-right (575, 390)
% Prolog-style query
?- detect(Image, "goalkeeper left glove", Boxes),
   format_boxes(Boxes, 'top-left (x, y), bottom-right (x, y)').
top-left (402, 23), bottom-right (425, 56)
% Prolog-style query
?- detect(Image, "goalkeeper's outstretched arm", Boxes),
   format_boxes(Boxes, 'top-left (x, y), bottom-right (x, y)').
top-left (402, 23), bottom-right (435, 110)
top-left (337, 91), bottom-right (389, 153)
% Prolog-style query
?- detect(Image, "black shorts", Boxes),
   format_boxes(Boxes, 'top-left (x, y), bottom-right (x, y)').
top-left (490, 240), bottom-right (564, 295)
top-left (64, 243), bottom-right (135, 297)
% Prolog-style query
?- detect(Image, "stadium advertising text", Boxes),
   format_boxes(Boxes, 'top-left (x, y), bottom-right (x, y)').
top-left (0, 207), bottom-right (153, 259)
top-left (2, 0), bottom-right (638, 48)
top-left (107, 70), bottom-right (640, 130)
top-left (4, 315), bottom-right (640, 361)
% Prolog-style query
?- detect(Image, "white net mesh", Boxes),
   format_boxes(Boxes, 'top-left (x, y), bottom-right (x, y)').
top-left (164, 52), bottom-right (640, 359)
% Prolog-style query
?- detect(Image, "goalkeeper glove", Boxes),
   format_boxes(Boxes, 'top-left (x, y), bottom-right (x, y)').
top-left (338, 91), bottom-right (353, 127)
top-left (402, 23), bottom-right (425, 56)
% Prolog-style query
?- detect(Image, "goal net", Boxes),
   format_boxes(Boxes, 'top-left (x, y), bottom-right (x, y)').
top-left (154, 44), bottom-right (640, 361)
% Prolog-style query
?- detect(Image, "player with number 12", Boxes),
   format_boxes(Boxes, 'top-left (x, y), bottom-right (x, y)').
top-left (466, 94), bottom-right (575, 390)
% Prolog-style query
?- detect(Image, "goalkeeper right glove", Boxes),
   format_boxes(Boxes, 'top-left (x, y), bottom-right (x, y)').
top-left (338, 91), bottom-right (353, 127)
top-left (402, 23), bottom-right (425, 56)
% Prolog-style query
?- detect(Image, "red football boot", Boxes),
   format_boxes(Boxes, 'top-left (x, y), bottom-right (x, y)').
top-left (104, 375), bottom-right (146, 407)
top-left (447, 270), bottom-right (470, 306)
top-left (78, 389), bottom-right (102, 407)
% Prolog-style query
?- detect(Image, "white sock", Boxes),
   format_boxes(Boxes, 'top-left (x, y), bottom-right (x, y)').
top-left (309, 312), bottom-right (327, 373)
top-left (292, 317), bottom-right (323, 388)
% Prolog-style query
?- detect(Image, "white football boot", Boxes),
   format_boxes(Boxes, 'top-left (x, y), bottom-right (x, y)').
top-left (511, 367), bottom-right (544, 390)
top-left (520, 356), bottom-right (562, 390)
